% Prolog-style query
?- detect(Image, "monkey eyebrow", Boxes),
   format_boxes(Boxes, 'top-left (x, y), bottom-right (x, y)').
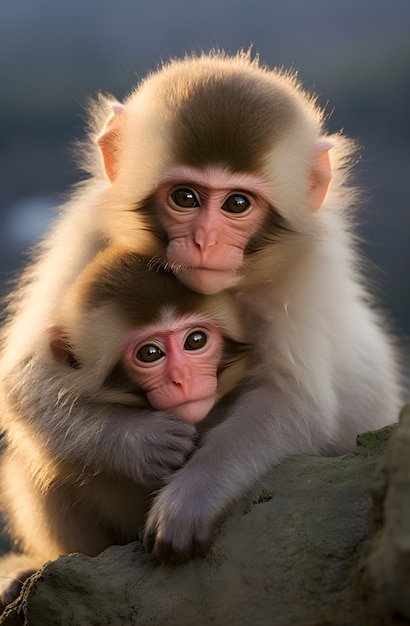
top-left (158, 166), bottom-right (270, 194)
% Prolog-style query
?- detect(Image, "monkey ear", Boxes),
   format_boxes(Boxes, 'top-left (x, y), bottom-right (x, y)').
top-left (97, 103), bottom-right (125, 182)
top-left (308, 140), bottom-right (333, 213)
top-left (48, 326), bottom-right (81, 369)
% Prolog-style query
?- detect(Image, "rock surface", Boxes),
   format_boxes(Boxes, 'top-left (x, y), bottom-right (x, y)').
top-left (361, 404), bottom-right (410, 622)
top-left (0, 416), bottom-right (409, 626)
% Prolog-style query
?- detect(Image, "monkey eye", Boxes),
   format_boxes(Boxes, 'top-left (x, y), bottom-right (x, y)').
top-left (170, 188), bottom-right (200, 210)
top-left (135, 344), bottom-right (165, 363)
top-left (184, 330), bottom-right (208, 351)
top-left (222, 194), bottom-right (251, 214)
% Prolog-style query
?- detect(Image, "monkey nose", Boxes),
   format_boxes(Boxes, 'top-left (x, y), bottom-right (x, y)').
top-left (171, 365), bottom-right (191, 387)
top-left (194, 227), bottom-right (218, 250)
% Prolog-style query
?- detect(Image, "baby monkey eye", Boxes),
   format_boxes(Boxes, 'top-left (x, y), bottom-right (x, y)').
top-left (184, 330), bottom-right (208, 351)
top-left (222, 194), bottom-right (251, 214)
top-left (136, 344), bottom-right (164, 363)
top-left (170, 188), bottom-right (200, 209)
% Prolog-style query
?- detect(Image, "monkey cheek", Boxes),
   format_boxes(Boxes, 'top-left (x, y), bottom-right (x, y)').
top-left (175, 268), bottom-right (241, 295)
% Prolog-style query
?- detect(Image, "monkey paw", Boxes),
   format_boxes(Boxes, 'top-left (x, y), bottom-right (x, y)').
top-left (135, 415), bottom-right (199, 486)
top-left (143, 469), bottom-right (214, 563)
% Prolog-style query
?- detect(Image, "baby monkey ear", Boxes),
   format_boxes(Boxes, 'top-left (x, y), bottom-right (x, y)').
top-left (48, 325), bottom-right (81, 369)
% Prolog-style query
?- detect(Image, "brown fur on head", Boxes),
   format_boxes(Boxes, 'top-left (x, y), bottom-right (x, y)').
top-left (58, 247), bottom-right (250, 404)
top-left (105, 54), bottom-right (318, 174)
top-left (92, 52), bottom-right (349, 286)
top-left (97, 51), bottom-right (321, 176)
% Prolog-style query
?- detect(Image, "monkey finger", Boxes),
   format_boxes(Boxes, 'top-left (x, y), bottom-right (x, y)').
top-left (144, 528), bottom-right (211, 564)
top-left (138, 438), bottom-right (199, 484)
top-left (158, 536), bottom-right (210, 564)
top-left (143, 499), bottom-right (212, 563)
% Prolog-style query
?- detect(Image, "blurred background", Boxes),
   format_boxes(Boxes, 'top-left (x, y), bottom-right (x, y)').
top-left (0, 0), bottom-right (409, 340)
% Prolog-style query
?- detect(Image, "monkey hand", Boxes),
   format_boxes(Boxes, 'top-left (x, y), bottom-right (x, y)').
top-left (132, 415), bottom-right (199, 487)
top-left (143, 463), bottom-right (216, 563)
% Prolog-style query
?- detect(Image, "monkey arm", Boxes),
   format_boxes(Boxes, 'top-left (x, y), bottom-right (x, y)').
top-left (3, 362), bottom-right (198, 489)
top-left (143, 276), bottom-right (402, 563)
top-left (143, 381), bottom-right (333, 562)
top-left (82, 406), bottom-right (199, 486)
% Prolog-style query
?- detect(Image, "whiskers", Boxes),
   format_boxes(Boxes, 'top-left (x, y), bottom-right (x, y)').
top-left (147, 257), bottom-right (195, 274)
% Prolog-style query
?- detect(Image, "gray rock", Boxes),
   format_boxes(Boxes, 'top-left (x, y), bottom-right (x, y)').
top-left (362, 404), bottom-right (410, 621)
top-left (0, 422), bottom-right (404, 626)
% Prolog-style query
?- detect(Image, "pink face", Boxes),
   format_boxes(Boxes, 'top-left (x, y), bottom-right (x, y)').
top-left (123, 314), bottom-right (223, 424)
top-left (156, 165), bottom-right (270, 294)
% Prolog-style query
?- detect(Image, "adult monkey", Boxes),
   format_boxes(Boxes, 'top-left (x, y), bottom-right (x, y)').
top-left (0, 52), bottom-right (402, 569)
top-left (0, 248), bottom-right (249, 605)
top-left (94, 52), bottom-right (402, 560)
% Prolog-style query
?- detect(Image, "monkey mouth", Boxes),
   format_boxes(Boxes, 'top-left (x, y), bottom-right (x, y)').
top-left (183, 265), bottom-right (238, 275)
top-left (177, 266), bottom-right (242, 292)
top-left (176, 264), bottom-right (243, 279)
top-left (193, 265), bottom-right (240, 273)
top-left (148, 257), bottom-right (241, 276)
top-left (148, 258), bottom-right (242, 293)
top-left (168, 395), bottom-right (216, 424)
top-left (168, 261), bottom-right (240, 274)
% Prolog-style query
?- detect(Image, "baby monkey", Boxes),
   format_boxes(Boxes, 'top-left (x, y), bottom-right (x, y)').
top-left (49, 247), bottom-right (247, 423)
top-left (0, 247), bottom-right (249, 605)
